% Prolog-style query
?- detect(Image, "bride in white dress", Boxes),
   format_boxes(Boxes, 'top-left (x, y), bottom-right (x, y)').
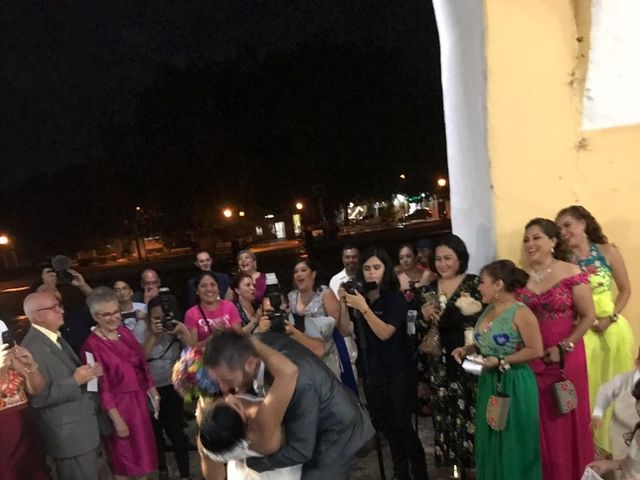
top-left (197, 338), bottom-right (302, 480)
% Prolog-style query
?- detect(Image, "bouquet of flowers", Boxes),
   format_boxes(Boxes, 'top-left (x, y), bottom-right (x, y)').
top-left (172, 347), bottom-right (220, 403)
top-left (455, 292), bottom-right (483, 316)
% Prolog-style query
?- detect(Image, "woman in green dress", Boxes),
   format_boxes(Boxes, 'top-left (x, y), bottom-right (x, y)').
top-left (453, 260), bottom-right (544, 480)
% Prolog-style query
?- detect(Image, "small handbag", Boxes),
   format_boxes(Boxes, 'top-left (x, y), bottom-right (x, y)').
top-left (552, 347), bottom-right (577, 415)
top-left (419, 324), bottom-right (441, 356)
top-left (486, 370), bottom-right (511, 431)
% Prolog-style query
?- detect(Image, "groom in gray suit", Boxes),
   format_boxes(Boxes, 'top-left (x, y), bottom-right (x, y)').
top-left (205, 331), bottom-right (374, 480)
top-left (22, 291), bottom-right (104, 480)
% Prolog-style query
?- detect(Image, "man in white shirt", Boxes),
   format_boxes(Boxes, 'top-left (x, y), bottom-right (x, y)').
top-left (328, 244), bottom-right (360, 381)
top-left (329, 244), bottom-right (360, 296)
top-left (113, 280), bottom-right (147, 339)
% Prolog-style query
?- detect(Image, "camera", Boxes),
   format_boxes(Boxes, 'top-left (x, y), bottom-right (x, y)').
top-left (265, 273), bottom-right (287, 334)
top-left (51, 255), bottom-right (73, 284)
top-left (343, 279), bottom-right (377, 295)
top-left (158, 287), bottom-right (178, 331)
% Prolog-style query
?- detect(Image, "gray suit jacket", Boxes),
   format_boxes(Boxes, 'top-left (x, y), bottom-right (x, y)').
top-left (21, 326), bottom-right (100, 459)
top-left (247, 332), bottom-right (374, 479)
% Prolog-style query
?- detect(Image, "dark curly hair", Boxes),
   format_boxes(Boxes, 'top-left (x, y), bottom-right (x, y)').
top-left (524, 218), bottom-right (571, 261)
top-left (480, 260), bottom-right (529, 293)
top-left (555, 205), bottom-right (608, 244)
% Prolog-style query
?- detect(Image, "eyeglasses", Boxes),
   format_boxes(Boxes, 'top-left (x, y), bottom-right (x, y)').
top-left (36, 302), bottom-right (64, 312)
top-left (95, 310), bottom-right (122, 320)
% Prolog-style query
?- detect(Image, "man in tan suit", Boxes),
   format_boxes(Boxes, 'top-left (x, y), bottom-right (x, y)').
top-left (22, 291), bottom-right (104, 480)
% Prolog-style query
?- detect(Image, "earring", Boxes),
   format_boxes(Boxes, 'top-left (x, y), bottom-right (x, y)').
top-left (551, 247), bottom-right (556, 255)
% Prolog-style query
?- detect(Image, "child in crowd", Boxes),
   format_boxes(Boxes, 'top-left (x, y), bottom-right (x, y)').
top-left (591, 349), bottom-right (640, 461)
top-left (588, 378), bottom-right (640, 479)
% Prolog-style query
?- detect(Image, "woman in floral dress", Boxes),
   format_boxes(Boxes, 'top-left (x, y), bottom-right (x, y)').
top-left (419, 234), bottom-right (483, 475)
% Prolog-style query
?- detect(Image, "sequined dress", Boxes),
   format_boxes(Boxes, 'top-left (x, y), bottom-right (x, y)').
top-left (517, 273), bottom-right (594, 480)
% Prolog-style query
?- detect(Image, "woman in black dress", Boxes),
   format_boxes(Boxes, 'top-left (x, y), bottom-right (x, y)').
top-left (418, 234), bottom-right (483, 476)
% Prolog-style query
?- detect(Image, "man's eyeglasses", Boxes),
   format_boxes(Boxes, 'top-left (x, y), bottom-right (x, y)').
top-left (36, 302), bottom-right (64, 312)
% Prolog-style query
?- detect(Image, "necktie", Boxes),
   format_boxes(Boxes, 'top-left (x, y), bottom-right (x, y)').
top-left (57, 336), bottom-right (80, 366)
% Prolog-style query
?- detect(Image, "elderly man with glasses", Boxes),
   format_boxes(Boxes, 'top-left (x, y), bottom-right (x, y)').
top-left (21, 291), bottom-right (104, 480)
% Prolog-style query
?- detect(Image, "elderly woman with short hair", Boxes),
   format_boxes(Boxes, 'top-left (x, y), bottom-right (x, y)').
top-left (80, 287), bottom-right (159, 480)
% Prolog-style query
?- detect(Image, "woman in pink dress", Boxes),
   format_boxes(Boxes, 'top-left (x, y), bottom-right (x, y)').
top-left (81, 287), bottom-right (160, 479)
top-left (516, 218), bottom-right (596, 480)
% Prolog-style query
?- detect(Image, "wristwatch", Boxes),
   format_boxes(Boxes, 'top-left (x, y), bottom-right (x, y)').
top-left (609, 313), bottom-right (619, 323)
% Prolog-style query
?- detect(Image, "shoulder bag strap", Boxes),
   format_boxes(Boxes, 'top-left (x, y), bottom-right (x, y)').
top-left (197, 304), bottom-right (215, 335)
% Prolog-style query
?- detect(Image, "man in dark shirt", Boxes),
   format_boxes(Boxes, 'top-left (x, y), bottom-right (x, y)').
top-left (132, 268), bottom-right (182, 321)
top-left (186, 250), bottom-right (232, 307)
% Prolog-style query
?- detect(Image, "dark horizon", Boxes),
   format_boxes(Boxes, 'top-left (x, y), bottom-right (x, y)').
top-left (0, 1), bottom-right (447, 258)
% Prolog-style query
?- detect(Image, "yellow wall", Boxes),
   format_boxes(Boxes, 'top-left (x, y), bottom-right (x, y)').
top-left (485, 0), bottom-right (640, 349)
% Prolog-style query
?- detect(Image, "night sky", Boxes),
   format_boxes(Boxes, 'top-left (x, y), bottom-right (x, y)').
top-left (0, 1), bottom-right (442, 187)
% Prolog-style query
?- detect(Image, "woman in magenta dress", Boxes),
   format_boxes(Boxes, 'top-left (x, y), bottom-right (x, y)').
top-left (81, 287), bottom-right (159, 479)
top-left (516, 218), bottom-right (596, 480)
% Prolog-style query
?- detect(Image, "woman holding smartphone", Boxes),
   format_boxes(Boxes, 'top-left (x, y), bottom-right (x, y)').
top-left (344, 246), bottom-right (427, 480)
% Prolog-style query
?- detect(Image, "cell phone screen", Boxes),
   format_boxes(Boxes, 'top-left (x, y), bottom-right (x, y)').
top-left (2, 330), bottom-right (16, 348)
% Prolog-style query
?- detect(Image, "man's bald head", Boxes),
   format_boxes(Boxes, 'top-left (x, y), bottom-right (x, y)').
top-left (140, 269), bottom-right (161, 289)
top-left (23, 291), bottom-right (65, 332)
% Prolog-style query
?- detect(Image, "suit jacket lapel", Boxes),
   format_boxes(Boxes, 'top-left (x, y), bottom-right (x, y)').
top-left (29, 327), bottom-right (79, 371)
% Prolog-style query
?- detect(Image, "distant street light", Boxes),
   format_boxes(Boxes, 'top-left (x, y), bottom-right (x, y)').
top-left (436, 177), bottom-right (447, 187)
top-left (239, 211), bottom-right (246, 217)
top-left (223, 209), bottom-right (233, 218)
top-left (295, 202), bottom-right (304, 210)
top-left (399, 174), bottom-right (406, 179)
top-left (136, 206), bottom-right (142, 212)
top-left (0, 235), bottom-right (9, 246)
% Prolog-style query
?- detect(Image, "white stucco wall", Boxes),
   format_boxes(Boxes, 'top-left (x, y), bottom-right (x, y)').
top-left (582, 0), bottom-right (640, 130)
top-left (432, 0), bottom-right (495, 273)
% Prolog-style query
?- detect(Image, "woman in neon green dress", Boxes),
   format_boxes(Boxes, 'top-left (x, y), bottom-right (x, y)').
top-left (557, 205), bottom-right (635, 454)
top-left (453, 260), bottom-right (543, 480)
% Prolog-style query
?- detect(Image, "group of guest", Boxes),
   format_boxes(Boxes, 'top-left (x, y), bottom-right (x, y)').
top-left (3, 203), bottom-right (638, 480)
top-left (404, 205), bottom-right (636, 480)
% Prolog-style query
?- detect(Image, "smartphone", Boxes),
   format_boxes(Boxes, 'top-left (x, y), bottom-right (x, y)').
top-left (2, 330), bottom-right (16, 348)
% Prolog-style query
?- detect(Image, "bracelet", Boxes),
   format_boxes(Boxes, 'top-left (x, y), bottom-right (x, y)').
top-left (23, 362), bottom-right (39, 374)
top-left (498, 357), bottom-right (511, 372)
top-left (559, 340), bottom-right (575, 352)
top-left (361, 308), bottom-right (370, 316)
